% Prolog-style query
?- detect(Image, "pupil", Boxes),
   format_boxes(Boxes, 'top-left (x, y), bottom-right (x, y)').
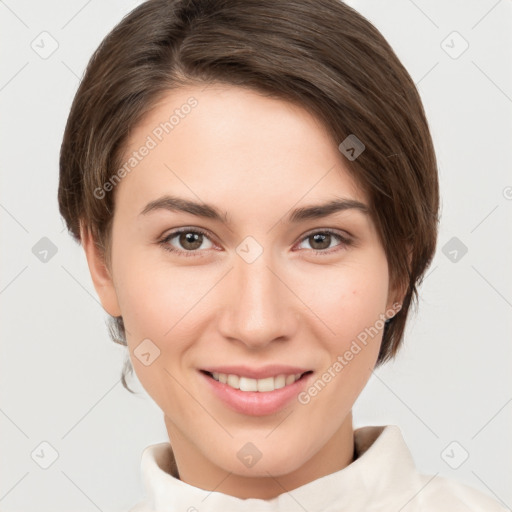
top-left (312, 233), bottom-right (329, 250)
top-left (182, 232), bottom-right (201, 249)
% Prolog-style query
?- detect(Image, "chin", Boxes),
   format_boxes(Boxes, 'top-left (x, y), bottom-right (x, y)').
top-left (214, 436), bottom-right (316, 478)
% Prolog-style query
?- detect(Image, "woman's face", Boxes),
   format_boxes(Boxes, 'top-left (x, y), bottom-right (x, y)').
top-left (85, 83), bottom-right (401, 490)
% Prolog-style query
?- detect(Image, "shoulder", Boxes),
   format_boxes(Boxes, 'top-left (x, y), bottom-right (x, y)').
top-left (408, 472), bottom-right (508, 511)
top-left (359, 425), bottom-right (507, 511)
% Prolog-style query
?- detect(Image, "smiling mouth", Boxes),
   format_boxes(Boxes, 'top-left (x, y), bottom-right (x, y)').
top-left (201, 370), bottom-right (313, 392)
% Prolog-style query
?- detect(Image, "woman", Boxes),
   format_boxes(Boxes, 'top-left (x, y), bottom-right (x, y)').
top-left (58, 0), bottom-right (506, 510)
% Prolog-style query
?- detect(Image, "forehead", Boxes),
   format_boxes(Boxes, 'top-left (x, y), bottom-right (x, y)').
top-left (115, 84), bottom-right (368, 220)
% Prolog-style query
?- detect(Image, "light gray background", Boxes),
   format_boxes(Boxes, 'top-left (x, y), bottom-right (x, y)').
top-left (1, 1), bottom-right (511, 511)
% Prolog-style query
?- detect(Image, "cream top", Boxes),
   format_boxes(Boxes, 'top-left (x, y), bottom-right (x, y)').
top-left (129, 424), bottom-right (507, 511)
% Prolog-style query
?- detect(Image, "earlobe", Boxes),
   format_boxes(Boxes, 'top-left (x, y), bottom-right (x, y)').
top-left (80, 221), bottom-right (122, 317)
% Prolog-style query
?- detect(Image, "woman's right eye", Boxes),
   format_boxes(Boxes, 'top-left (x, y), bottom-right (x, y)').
top-left (159, 228), bottom-right (214, 257)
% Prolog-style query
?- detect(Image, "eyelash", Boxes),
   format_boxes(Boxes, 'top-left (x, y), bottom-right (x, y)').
top-left (158, 227), bottom-right (353, 258)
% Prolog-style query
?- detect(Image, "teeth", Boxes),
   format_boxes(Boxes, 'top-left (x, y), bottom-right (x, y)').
top-left (227, 374), bottom-right (240, 389)
top-left (274, 375), bottom-right (286, 389)
top-left (257, 377), bottom-right (274, 392)
top-left (239, 377), bottom-right (258, 391)
top-left (210, 372), bottom-right (304, 392)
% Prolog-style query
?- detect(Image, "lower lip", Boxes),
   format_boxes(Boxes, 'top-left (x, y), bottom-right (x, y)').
top-left (200, 371), bottom-right (313, 416)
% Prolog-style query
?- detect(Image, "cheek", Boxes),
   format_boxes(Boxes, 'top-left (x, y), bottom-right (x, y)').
top-left (295, 263), bottom-right (388, 416)
top-left (113, 259), bottom-right (203, 404)
top-left (113, 249), bottom-right (209, 339)
top-left (295, 257), bottom-right (389, 338)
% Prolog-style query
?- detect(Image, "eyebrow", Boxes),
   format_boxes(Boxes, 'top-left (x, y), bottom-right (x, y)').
top-left (139, 195), bottom-right (369, 224)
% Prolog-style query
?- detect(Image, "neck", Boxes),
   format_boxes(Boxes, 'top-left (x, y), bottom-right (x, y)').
top-left (164, 412), bottom-right (355, 499)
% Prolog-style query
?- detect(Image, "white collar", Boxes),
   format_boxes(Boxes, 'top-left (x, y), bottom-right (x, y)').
top-left (134, 425), bottom-right (425, 511)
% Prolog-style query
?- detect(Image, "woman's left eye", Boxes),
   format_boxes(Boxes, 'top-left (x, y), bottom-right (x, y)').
top-left (158, 228), bottom-right (351, 257)
top-left (296, 230), bottom-right (351, 254)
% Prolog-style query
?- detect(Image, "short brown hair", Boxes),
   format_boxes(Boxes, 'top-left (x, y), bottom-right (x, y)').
top-left (58, 0), bottom-right (439, 392)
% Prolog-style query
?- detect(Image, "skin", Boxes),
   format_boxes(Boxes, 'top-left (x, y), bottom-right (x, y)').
top-left (82, 84), bottom-right (404, 499)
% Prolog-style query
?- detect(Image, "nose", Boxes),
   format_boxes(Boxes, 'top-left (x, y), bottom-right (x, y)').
top-left (217, 251), bottom-right (299, 350)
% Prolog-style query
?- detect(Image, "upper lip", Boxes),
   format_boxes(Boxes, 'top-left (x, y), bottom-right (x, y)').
top-left (201, 365), bottom-right (312, 379)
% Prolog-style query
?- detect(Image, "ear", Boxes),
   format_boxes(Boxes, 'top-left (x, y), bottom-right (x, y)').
top-left (386, 277), bottom-right (407, 317)
top-left (385, 246), bottom-right (412, 316)
top-left (80, 221), bottom-right (122, 317)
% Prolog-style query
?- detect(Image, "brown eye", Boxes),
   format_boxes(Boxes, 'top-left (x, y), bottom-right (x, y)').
top-left (308, 233), bottom-right (332, 250)
top-left (296, 230), bottom-right (351, 254)
top-left (160, 228), bottom-right (214, 256)
top-left (178, 231), bottom-right (203, 251)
